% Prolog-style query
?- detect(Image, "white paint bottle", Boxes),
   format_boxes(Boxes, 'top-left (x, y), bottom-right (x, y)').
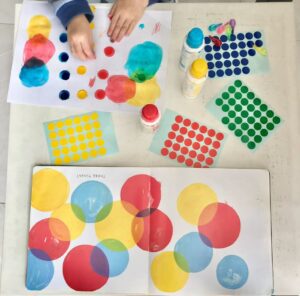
top-left (179, 27), bottom-right (205, 72)
top-left (182, 58), bottom-right (208, 99)
top-left (140, 104), bottom-right (161, 132)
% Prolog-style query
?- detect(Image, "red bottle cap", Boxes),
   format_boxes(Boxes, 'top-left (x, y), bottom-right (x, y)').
top-left (141, 104), bottom-right (159, 122)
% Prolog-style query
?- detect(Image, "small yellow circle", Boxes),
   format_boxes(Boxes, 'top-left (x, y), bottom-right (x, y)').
top-left (54, 158), bottom-right (63, 165)
top-left (88, 141), bottom-right (95, 148)
top-left (49, 132), bottom-right (57, 139)
top-left (98, 147), bottom-right (107, 155)
top-left (73, 117), bottom-right (81, 124)
top-left (77, 89), bottom-right (88, 100)
top-left (70, 145), bottom-right (78, 152)
top-left (64, 156), bottom-right (72, 163)
top-left (84, 124), bottom-right (92, 131)
top-left (65, 118), bottom-right (73, 126)
top-left (90, 112), bottom-right (99, 120)
top-left (77, 66), bottom-right (87, 75)
top-left (62, 147), bottom-right (69, 154)
top-left (75, 125), bottom-right (83, 133)
top-left (53, 149), bottom-right (60, 157)
top-left (78, 134), bottom-right (85, 142)
top-left (82, 114), bottom-right (90, 122)
top-left (95, 130), bottom-right (103, 137)
top-left (58, 129), bottom-right (66, 137)
top-left (67, 128), bottom-right (74, 135)
top-left (96, 139), bottom-right (105, 146)
top-left (90, 22), bottom-right (95, 30)
top-left (51, 140), bottom-right (59, 148)
top-left (81, 152), bottom-right (89, 160)
top-left (73, 154), bottom-right (81, 162)
top-left (69, 136), bottom-right (76, 144)
top-left (86, 132), bottom-right (94, 139)
top-left (56, 121), bottom-right (64, 128)
top-left (90, 150), bottom-right (97, 157)
top-left (79, 143), bottom-right (87, 150)
top-left (47, 123), bottom-right (55, 131)
top-left (60, 138), bottom-right (68, 146)
top-left (93, 121), bottom-right (101, 128)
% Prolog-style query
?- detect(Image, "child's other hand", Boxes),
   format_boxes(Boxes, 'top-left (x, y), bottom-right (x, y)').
top-left (67, 14), bottom-right (96, 60)
top-left (108, 0), bottom-right (148, 42)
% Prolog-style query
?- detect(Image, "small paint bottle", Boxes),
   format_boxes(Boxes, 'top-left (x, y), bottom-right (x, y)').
top-left (179, 27), bottom-right (204, 72)
top-left (182, 58), bottom-right (208, 100)
top-left (140, 104), bottom-right (161, 132)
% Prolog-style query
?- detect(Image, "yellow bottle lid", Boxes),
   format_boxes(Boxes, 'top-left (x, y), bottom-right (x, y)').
top-left (189, 58), bottom-right (208, 79)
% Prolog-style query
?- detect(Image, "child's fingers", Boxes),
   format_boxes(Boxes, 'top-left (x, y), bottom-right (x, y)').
top-left (110, 17), bottom-right (125, 41)
top-left (116, 20), bottom-right (129, 42)
top-left (126, 21), bottom-right (136, 36)
top-left (81, 40), bottom-right (96, 59)
top-left (108, 3), bottom-right (117, 18)
top-left (107, 14), bottom-right (120, 37)
top-left (73, 42), bottom-right (86, 61)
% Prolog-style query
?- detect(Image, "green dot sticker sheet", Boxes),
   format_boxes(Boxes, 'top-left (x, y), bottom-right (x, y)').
top-left (207, 80), bottom-right (282, 150)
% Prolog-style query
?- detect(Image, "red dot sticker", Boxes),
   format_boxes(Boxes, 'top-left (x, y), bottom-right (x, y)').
top-left (216, 132), bottom-right (224, 141)
top-left (189, 150), bottom-right (197, 158)
top-left (177, 155), bottom-right (185, 163)
top-left (192, 142), bottom-right (200, 150)
top-left (200, 125), bottom-right (207, 133)
top-left (168, 132), bottom-right (176, 139)
top-left (188, 130), bottom-right (196, 138)
top-left (201, 146), bottom-right (208, 154)
top-left (180, 127), bottom-right (187, 135)
top-left (172, 124), bottom-right (179, 131)
top-left (208, 129), bottom-right (216, 137)
top-left (104, 46), bottom-right (115, 57)
top-left (194, 162), bottom-right (201, 168)
top-left (192, 122), bottom-right (200, 130)
top-left (196, 134), bottom-right (204, 142)
top-left (183, 119), bottom-right (191, 127)
top-left (97, 69), bottom-right (109, 79)
top-left (204, 138), bottom-right (212, 145)
top-left (95, 89), bottom-right (106, 100)
top-left (161, 148), bottom-right (169, 156)
top-left (213, 141), bottom-right (221, 149)
top-left (184, 139), bottom-right (192, 146)
top-left (164, 140), bottom-right (172, 148)
top-left (169, 151), bottom-right (177, 159)
top-left (176, 135), bottom-right (184, 143)
top-left (197, 154), bottom-right (205, 162)
top-left (173, 143), bottom-right (180, 151)
top-left (206, 157), bottom-right (214, 166)
top-left (185, 159), bottom-right (193, 167)
top-left (175, 115), bottom-right (183, 123)
top-left (209, 149), bottom-right (217, 157)
top-left (181, 147), bottom-right (188, 155)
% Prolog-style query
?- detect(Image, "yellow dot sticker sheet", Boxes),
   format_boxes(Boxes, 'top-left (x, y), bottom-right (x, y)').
top-left (44, 112), bottom-right (118, 164)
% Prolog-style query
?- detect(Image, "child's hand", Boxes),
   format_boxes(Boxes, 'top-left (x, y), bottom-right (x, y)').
top-left (67, 14), bottom-right (96, 60)
top-left (108, 0), bottom-right (148, 42)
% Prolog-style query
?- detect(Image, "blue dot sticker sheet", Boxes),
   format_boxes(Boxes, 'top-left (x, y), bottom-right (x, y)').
top-left (199, 31), bottom-right (270, 79)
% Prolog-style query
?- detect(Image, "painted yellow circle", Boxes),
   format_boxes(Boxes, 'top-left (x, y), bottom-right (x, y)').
top-left (62, 147), bottom-right (69, 154)
top-left (72, 154), bottom-right (80, 162)
top-left (77, 90), bottom-right (88, 99)
top-left (77, 66), bottom-right (87, 75)
top-left (88, 141), bottom-right (95, 148)
top-left (54, 158), bottom-right (63, 165)
top-left (93, 121), bottom-right (100, 129)
top-left (47, 123), bottom-right (55, 131)
top-left (49, 132), bottom-right (56, 139)
top-left (95, 130), bottom-right (103, 137)
top-left (53, 149), bottom-right (60, 157)
top-left (98, 147), bottom-right (107, 155)
top-left (51, 140), bottom-right (58, 148)
top-left (90, 112), bottom-right (98, 120)
top-left (73, 116), bottom-right (81, 124)
top-left (27, 15), bottom-right (51, 38)
top-left (75, 125), bottom-right (83, 133)
top-left (84, 124), bottom-right (92, 131)
top-left (90, 22), bottom-right (95, 30)
top-left (56, 121), bottom-right (64, 128)
top-left (65, 118), bottom-right (73, 126)
top-left (90, 150), bottom-right (97, 157)
top-left (69, 136), bottom-right (76, 144)
top-left (82, 114), bottom-right (90, 122)
top-left (60, 138), bottom-right (68, 146)
top-left (51, 204), bottom-right (85, 240)
top-left (67, 128), bottom-right (74, 135)
top-left (58, 129), bottom-right (66, 137)
top-left (31, 168), bottom-right (69, 212)
top-left (81, 152), bottom-right (89, 160)
top-left (86, 132), bottom-right (94, 139)
top-left (96, 139), bottom-right (105, 147)
top-left (151, 252), bottom-right (189, 292)
top-left (63, 156), bottom-right (72, 163)
top-left (79, 143), bottom-right (87, 151)
top-left (78, 134), bottom-right (85, 142)
top-left (70, 145), bottom-right (78, 152)
top-left (177, 183), bottom-right (218, 225)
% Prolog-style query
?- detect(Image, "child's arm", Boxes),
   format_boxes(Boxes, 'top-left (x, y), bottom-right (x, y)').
top-left (49, 0), bottom-right (96, 60)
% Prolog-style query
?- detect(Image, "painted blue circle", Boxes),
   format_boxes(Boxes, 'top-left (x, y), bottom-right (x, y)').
top-left (208, 70), bottom-right (216, 78)
top-left (223, 51), bottom-right (230, 59)
top-left (216, 61), bottom-right (223, 68)
top-left (240, 50), bottom-right (247, 57)
top-left (216, 255), bottom-right (249, 289)
top-left (254, 31), bottom-right (262, 39)
top-left (213, 45), bottom-right (221, 51)
top-left (241, 58), bottom-right (249, 66)
top-left (205, 53), bottom-right (213, 61)
top-left (93, 240), bottom-right (129, 277)
top-left (238, 42), bottom-right (246, 49)
top-left (19, 60), bottom-right (49, 87)
top-left (59, 32), bottom-right (68, 43)
top-left (248, 49), bottom-right (256, 56)
top-left (214, 53), bottom-right (222, 60)
top-left (26, 250), bottom-right (54, 290)
top-left (231, 51), bottom-right (239, 58)
top-left (232, 59), bottom-right (240, 67)
top-left (220, 35), bottom-right (228, 42)
top-left (237, 33), bottom-right (244, 40)
top-left (230, 42), bottom-right (237, 50)
top-left (224, 60), bottom-right (231, 67)
top-left (234, 68), bottom-right (242, 75)
top-left (59, 52), bottom-right (69, 62)
top-left (208, 62), bottom-right (214, 70)
top-left (205, 36), bottom-right (211, 44)
top-left (174, 232), bottom-right (213, 273)
top-left (225, 69), bottom-right (233, 76)
top-left (247, 41), bottom-right (254, 48)
top-left (205, 45), bottom-right (212, 52)
top-left (230, 34), bottom-right (237, 41)
top-left (71, 181), bottom-right (113, 223)
top-left (242, 67), bottom-right (250, 74)
top-left (221, 43), bottom-right (229, 51)
top-left (59, 70), bottom-right (70, 80)
top-left (255, 40), bottom-right (263, 47)
top-left (59, 90), bottom-right (70, 100)
top-left (217, 69), bottom-right (224, 77)
top-left (245, 32), bottom-right (253, 40)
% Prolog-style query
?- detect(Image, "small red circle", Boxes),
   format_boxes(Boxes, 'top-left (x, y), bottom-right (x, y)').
top-left (204, 138), bottom-right (212, 145)
top-left (184, 139), bottom-right (192, 146)
top-left (176, 135), bottom-right (184, 143)
top-left (185, 159), bottom-right (193, 167)
top-left (197, 154), bottom-right (205, 162)
top-left (213, 141), bottom-right (221, 149)
top-left (181, 147), bottom-right (188, 155)
top-left (161, 148), bottom-right (169, 156)
top-left (95, 89), bottom-right (106, 100)
top-left (194, 162), bottom-right (202, 168)
top-left (206, 157), bottom-right (214, 166)
top-left (164, 140), bottom-right (172, 148)
top-left (216, 132), bottom-right (224, 141)
top-left (180, 127), bottom-right (187, 135)
top-left (192, 122), bottom-right (200, 130)
top-left (209, 149), bottom-right (217, 157)
top-left (192, 142), bottom-right (200, 150)
top-left (97, 69), bottom-right (109, 79)
top-left (201, 146), bottom-right (208, 154)
top-left (188, 130), bottom-right (195, 138)
top-left (175, 115), bottom-right (183, 123)
top-left (196, 134), bottom-right (204, 142)
top-left (177, 155), bottom-right (185, 163)
top-left (173, 143), bottom-right (180, 151)
top-left (142, 104), bottom-right (159, 122)
top-left (168, 132), bottom-right (176, 139)
top-left (199, 125), bottom-right (207, 133)
top-left (104, 46), bottom-right (115, 57)
top-left (172, 124), bottom-right (179, 131)
top-left (183, 119), bottom-right (191, 126)
top-left (189, 150), bottom-right (197, 158)
top-left (208, 129), bottom-right (216, 137)
top-left (169, 151), bottom-right (177, 159)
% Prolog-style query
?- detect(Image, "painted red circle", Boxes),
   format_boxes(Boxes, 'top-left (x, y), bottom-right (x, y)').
top-left (173, 143), bottom-right (180, 151)
top-left (175, 115), bottom-right (183, 123)
top-left (168, 132), bottom-right (176, 139)
top-left (172, 124), bottom-right (179, 131)
top-left (201, 146), bottom-right (208, 154)
top-left (207, 129), bottom-right (216, 137)
top-left (204, 138), bottom-right (212, 145)
top-left (192, 142), bottom-right (200, 150)
top-left (188, 130), bottom-right (196, 138)
top-left (209, 149), bottom-right (217, 157)
top-left (206, 157), bottom-right (214, 166)
top-left (177, 155), bottom-right (185, 163)
top-left (185, 159), bottom-right (193, 167)
top-left (176, 135), bottom-right (184, 143)
top-left (181, 147), bottom-right (188, 155)
top-left (197, 154), bottom-right (205, 162)
top-left (183, 119), bottom-right (191, 127)
top-left (189, 150), bottom-right (197, 158)
top-left (95, 89), bottom-right (106, 100)
top-left (196, 134), bottom-right (204, 142)
top-left (161, 148), bottom-right (169, 156)
top-left (216, 132), bottom-right (224, 141)
top-left (213, 141), bottom-right (221, 149)
top-left (184, 139), bottom-right (192, 146)
top-left (198, 203), bottom-right (241, 248)
top-left (191, 122), bottom-right (200, 130)
top-left (164, 140), bottom-right (172, 148)
top-left (97, 69), bottom-right (109, 80)
top-left (63, 245), bottom-right (109, 291)
top-left (194, 162), bottom-right (202, 168)
top-left (199, 125), bottom-right (207, 133)
top-left (180, 127), bottom-right (187, 135)
top-left (169, 151), bottom-right (177, 159)
top-left (104, 46), bottom-right (115, 57)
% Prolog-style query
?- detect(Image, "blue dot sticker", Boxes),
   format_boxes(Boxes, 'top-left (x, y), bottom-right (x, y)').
top-left (242, 67), bottom-right (250, 74)
top-left (230, 34), bottom-right (237, 41)
top-left (238, 42), bottom-right (246, 49)
top-left (254, 31), bottom-right (262, 39)
top-left (208, 62), bottom-right (214, 69)
top-left (214, 53), bottom-right (222, 60)
top-left (208, 70), bottom-right (216, 78)
top-left (248, 49), bottom-right (256, 56)
top-left (205, 36), bottom-right (211, 44)
top-left (59, 90), bottom-right (70, 100)
top-left (222, 43), bottom-right (229, 51)
top-left (240, 50), bottom-right (247, 57)
top-left (220, 35), bottom-right (228, 42)
top-left (206, 53), bottom-right (213, 61)
top-left (232, 59), bottom-right (240, 67)
top-left (224, 60), bottom-right (231, 67)
top-left (245, 32), bottom-right (253, 39)
top-left (205, 45), bottom-right (212, 52)
top-left (217, 69), bottom-right (224, 77)
top-left (216, 61), bottom-right (223, 68)
top-left (231, 51), bottom-right (239, 58)
top-left (225, 69), bottom-right (233, 76)
top-left (241, 58), bottom-right (249, 66)
top-left (213, 45), bottom-right (221, 51)
top-left (59, 52), bottom-right (69, 62)
top-left (234, 68), bottom-right (242, 75)
top-left (59, 70), bottom-right (70, 80)
top-left (237, 33), bottom-right (245, 40)
top-left (255, 40), bottom-right (263, 47)
top-left (223, 52), bottom-right (230, 59)
top-left (230, 43), bottom-right (238, 50)
top-left (59, 32), bottom-right (68, 43)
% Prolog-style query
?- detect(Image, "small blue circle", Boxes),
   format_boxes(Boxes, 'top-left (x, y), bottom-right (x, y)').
top-left (59, 52), bottom-right (69, 62)
top-left (241, 58), bottom-right (249, 66)
top-left (238, 42), bottom-right (246, 49)
top-left (242, 67), bottom-right (250, 74)
top-left (217, 69), bottom-right (224, 77)
top-left (224, 60), bottom-right (232, 67)
top-left (237, 33), bottom-right (244, 40)
top-left (254, 31), bottom-right (262, 39)
top-left (230, 34), bottom-right (237, 41)
top-left (255, 40), bottom-right (263, 47)
top-left (225, 69), bottom-right (233, 76)
top-left (216, 61), bottom-right (223, 68)
top-left (213, 45), bottom-right (221, 51)
top-left (214, 53), bottom-right (222, 60)
top-left (205, 45), bottom-right (212, 53)
top-left (221, 43), bottom-right (229, 51)
top-left (220, 35), bottom-right (228, 42)
top-left (208, 62), bottom-right (214, 69)
top-left (223, 52), bottom-right (230, 59)
top-left (230, 42), bottom-right (237, 50)
top-left (240, 50), bottom-right (247, 57)
top-left (231, 51), bottom-right (239, 58)
top-left (216, 255), bottom-right (249, 289)
top-left (234, 68), bottom-right (242, 75)
top-left (59, 70), bottom-right (70, 80)
top-left (246, 32), bottom-right (253, 39)
top-left (59, 33), bottom-right (68, 43)
top-left (59, 90), bottom-right (70, 100)
top-left (205, 53), bottom-right (214, 61)
top-left (247, 41), bottom-right (254, 48)
top-left (232, 59), bottom-right (240, 67)
top-left (205, 36), bottom-right (211, 44)
top-left (208, 70), bottom-right (216, 78)
top-left (248, 49), bottom-right (256, 56)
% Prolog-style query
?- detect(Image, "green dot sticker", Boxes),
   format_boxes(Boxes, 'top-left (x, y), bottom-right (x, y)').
top-left (234, 80), bottom-right (242, 88)
top-left (260, 104), bottom-right (268, 112)
top-left (253, 98), bottom-right (261, 106)
top-left (222, 92), bottom-right (230, 100)
top-left (222, 117), bottom-right (230, 124)
top-left (247, 92), bottom-right (255, 99)
top-left (247, 129), bottom-right (255, 137)
top-left (241, 86), bottom-right (249, 93)
top-left (241, 98), bottom-right (248, 106)
top-left (228, 86), bottom-right (236, 93)
top-left (273, 116), bottom-right (281, 124)
top-left (247, 117), bottom-right (255, 124)
top-left (241, 110), bottom-right (249, 118)
top-left (247, 104), bottom-right (255, 112)
top-left (235, 117), bottom-right (243, 124)
top-left (216, 98), bottom-right (223, 106)
top-left (267, 123), bottom-right (274, 130)
top-left (228, 123), bottom-right (236, 131)
top-left (228, 110), bottom-right (236, 118)
top-left (254, 135), bottom-right (262, 143)
top-left (247, 142), bottom-right (256, 150)
top-left (266, 110), bottom-right (274, 118)
top-left (260, 116), bottom-right (268, 124)
top-left (234, 92), bottom-right (242, 100)
top-left (254, 122), bottom-right (262, 130)
top-left (241, 123), bottom-right (249, 131)
top-left (222, 104), bottom-right (230, 112)
top-left (228, 98), bottom-right (236, 106)
top-left (254, 110), bottom-right (262, 118)
top-left (241, 135), bottom-right (249, 143)
top-left (261, 129), bottom-right (268, 137)
top-left (234, 104), bottom-right (243, 112)
top-left (235, 129), bottom-right (243, 137)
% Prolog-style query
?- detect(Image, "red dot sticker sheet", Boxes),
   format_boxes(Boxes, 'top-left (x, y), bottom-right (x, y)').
top-left (149, 109), bottom-right (226, 168)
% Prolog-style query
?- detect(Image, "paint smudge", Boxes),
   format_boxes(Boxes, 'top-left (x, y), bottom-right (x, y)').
top-left (105, 75), bottom-right (136, 103)
top-left (125, 41), bottom-right (162, 83)
top-left (139, 23), bottom-right (145, 29)
top-left (89, 77), bottom-right (96, 88)
top-left (152, 22), bottom-right (161, 35)
top-left (27, 15), bottom-right (51, 39)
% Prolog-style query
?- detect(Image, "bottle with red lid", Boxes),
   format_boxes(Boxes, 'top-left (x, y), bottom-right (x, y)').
top-left (140, 104), bottom-right (161, 132)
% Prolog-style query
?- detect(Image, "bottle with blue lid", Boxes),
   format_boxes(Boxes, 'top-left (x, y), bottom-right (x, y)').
top-left (179, 27), bottom-right (204, 72)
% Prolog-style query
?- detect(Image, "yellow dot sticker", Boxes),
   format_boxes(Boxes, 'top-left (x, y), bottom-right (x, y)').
top-left (79, 143), bottom-right (87, 151)
top-left (47, 123), bottom-right (55, 131)
top-left (53, 149), bottom-right (60, 157)
top-left (90, 150), bottom-right (97, 157)
top-left (78, 134), bottom-right (85, 142)
top-left (63, 156), bottom-right (72, 163)
top-left (81, 152), bottom-right (89, 160)
top-left (58, 129), bottom-right (66, 137)
top-left (54, 158), bottom-right (63, 165)
top-left (49, 132), bottom-right (56, 139)
top-left (60, 138), bottom-right (68, 146)
top-left (95, 130), bottom-right (103, 137)
top-left (70, 145), bottom-right (78, 152)
top-left (93, 121), bottom-right (101, 129)
top-left (73, 116), bottom-right (81, 124)
top-left (88, 141), bottom-right (95, 148)
top-left (65, 118), bottom-right (73, 126)
top-left (67, 128), bottom-right (74, 135)
top-left (77, 89), bottom-right (88, 99)
top-left (69, 136), bottom-right (76, 144)
top-left (87, 132), bottom-right (94, 139)
top-left (76, 125), bottom-right (83, 133)
top-left (84, 124), bottom-right (92, 131)
top-left (56, 121), bottom-right (64, 128)
top-left (72, 154), bottom-right (80, 162)
top-left (51, 140), bottom-right (59, 148)
top-left (96, 139), bottom-right (105, 147)
top-left (98, 147), bottom-right (107, 155)
top-left (62, 147), bottom-right (69, 154)
top-left (82, 114), bottom-right (90, 122)
top-left (90, 112), bottom-right (99, 120)
top-left (77, 66), bottom-right (87, 75)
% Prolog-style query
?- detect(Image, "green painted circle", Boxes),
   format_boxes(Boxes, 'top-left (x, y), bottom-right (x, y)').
top-left (241, 123), bottom-right (249, 130)
top-left (235, 129), bottom-right (243, 137)
top-left (266, 110), bottom-right (274, 118)
top-left (228, 98), bottom-right (236, 106)
top-left (222, 104), bottom-right (230, 112)
top-left (253, 98), bottom-right (261, 106)
top-left (260, 129), bottom-right (268, 137)
top-left (247, 141), bottom-right (256, 150)
top-left (235, 117), bottom-right (243, 124)
top-left (254, 110), bottom-right (262, 118)
top-left (247, 104), bottom-right (255, 112)
top-left (222, 92), bottom-right (230, 100)
top-left (247, 92), bottom-right (255, 99)
top-left (228, 110), bottom-right (236, 118)
top-left (254, 122), bottom-right (262, 130)
top-left (241, 110), bottom-right (249, 118)
top-left (241, 135), bottom-right (249, 143)
top-left (267, 122), bottom-right (275, 130)
top-left (234, 80), bottom-right (242, 88)
top-left (273, 116), bottom-right (281, 124)
top-left (260, 116), bottom-right (268, 124)
top-left (247, 129), bottom-right (255, 137)
top-left (215, 98), bottom-right (223, 106)
top-left (234, 92), bottom-right (242, 100)
top-left (247, 116), bottom-right (255, 124)
top-left (241, 86), bottom-right (249, 93)
top-left (241, 98), bottom-right (248, 106)
top-left (222, 117), bottom-right (230, 124)
top-left (260, 104), bottom-right (268, 112)
top-left (228, 86), bottom-right (236, 93)
top-left (228, 123), bottom-right (236, 131)
top-left (254, 135), bottom-right (262, 143)
top-left (234, 104), bottom-right (243, 112)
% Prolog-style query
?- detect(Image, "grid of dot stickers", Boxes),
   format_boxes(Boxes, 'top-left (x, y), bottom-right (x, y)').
top-left (203, 31), bottom-right (266, 78)
top-left (211, 80), bottom-right (281, 150)
top-left (45, 112), bottom-right (111, 164)
top-left (160, 114), bottom-right (225, 168)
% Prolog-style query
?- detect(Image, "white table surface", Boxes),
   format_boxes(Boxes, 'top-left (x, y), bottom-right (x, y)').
top-left (1, 2), bottom-right (300, 295)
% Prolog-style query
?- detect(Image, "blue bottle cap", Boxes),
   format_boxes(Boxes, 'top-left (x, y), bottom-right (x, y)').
top-left (186, 28), bottom-right (204, 49)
